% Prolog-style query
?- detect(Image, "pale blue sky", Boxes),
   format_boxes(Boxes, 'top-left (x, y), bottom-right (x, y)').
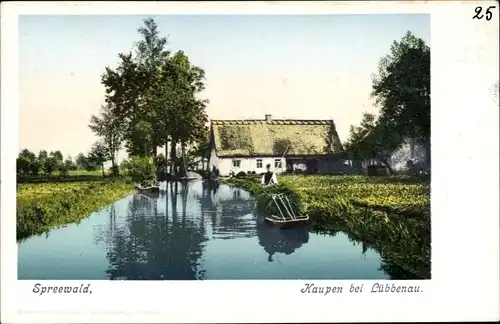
top-left (19, 14), bottom-right (430, 161)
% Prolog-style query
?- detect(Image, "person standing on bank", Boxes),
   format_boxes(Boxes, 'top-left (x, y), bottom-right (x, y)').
top-left (261, 163), bottom-right (278, 186)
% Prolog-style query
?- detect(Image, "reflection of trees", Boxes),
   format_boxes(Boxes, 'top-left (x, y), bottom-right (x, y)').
top-left (198, 181), bottom-right (256, 240)
top-left (96, 181), bottom-right (208, 280)
top-left (93, 204), bottom-right (117, 246)
top-left (256, 219), bottom-right (309, 262)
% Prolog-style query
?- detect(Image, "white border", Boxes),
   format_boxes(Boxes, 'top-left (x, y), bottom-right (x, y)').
top-left (2, 1), bottom-right (499, 323)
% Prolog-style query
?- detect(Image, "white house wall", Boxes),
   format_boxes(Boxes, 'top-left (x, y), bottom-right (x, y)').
top-left (215, 156), bottom-right (355, 176)
top-left (216, 157), bottom-right (286, 176)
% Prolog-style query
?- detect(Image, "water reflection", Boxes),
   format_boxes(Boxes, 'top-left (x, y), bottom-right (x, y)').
top-left (256, 220), bottom-right (309, 262)
top-left (96, 182), bottom-right (208, 280)
top-left (19, 180), bottom-right (403, 280)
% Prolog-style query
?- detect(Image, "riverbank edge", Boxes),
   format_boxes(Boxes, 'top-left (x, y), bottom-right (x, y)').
top-left (222, 176), bottom-right (431, 279)
top-left (17, 180), bottom-right (135, 241)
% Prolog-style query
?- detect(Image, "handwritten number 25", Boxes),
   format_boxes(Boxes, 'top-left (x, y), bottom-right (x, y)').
top-left (473, 6), bottom-right (496, 21)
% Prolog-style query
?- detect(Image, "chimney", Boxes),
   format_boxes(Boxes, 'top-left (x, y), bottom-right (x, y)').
top-left (265, 114), bottom-right (272, 122)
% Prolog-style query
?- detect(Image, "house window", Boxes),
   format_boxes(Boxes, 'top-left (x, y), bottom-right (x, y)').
top-left (256, 159), bottom-right (263, 168)
top-left (232, 159), bottom-right (241, 168)
top-left (274, 159), bottom-right (282, 168)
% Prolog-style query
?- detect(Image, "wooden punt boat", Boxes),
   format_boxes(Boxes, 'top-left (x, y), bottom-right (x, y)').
top-left (264, 193), bottom-right (310, 229)
top-left (264, 214), bottom-right (310, 228)
top-left (135, 183), bottom-right (160, 194)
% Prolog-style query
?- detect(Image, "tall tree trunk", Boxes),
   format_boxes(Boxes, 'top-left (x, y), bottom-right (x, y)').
top-left (111, 157), bottom-right (117, 176)
top-left (101, 164), bottom-right (105, 178)
top-left (180, 141), bottom-right (187, 176)
top-left (170, 139), bottom-right (177, 175)
top-left (165, 141), bottom-right (169, 173)
top-left (152, 146), bottom-right (157, 158)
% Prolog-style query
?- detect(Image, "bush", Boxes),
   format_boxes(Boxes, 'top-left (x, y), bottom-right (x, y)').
top-left (235, 171), bottom-right (247, 177)
top-left (250, 171), bottom-right (256, 175)
top-left (122, 156), bottom-right (157, 185)
top-left (59, 164), bottom-right (69, 177)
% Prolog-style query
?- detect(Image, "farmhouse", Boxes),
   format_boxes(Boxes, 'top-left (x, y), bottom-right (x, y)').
top-left (208, 114), bottom-right (349, 176)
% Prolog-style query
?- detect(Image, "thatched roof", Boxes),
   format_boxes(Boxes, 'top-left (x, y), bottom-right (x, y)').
top-left (210, 117), bottom-right (343, 157)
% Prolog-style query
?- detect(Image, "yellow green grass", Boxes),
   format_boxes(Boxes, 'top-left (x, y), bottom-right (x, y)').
top-left (17, 181), bottom-right (134, 241)
top-left (225, 174), bottom-right (431, 279)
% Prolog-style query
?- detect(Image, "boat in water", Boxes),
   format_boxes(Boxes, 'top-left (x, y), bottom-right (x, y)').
top-left (135, 183), bottom-right (160, 194)
top-left (166, 171), bottom-right (203, 182)
top-left (264, 193), bottom-right (309, 229)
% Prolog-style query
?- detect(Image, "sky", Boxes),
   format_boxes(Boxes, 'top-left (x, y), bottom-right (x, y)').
top-left (18, 14), bottom-right (430, 162)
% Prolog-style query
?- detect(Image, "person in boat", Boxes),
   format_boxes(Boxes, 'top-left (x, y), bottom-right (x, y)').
top-left (261, 164), bottom-right (278, 186)
top-left (211, 166), bottom-right (220, 180)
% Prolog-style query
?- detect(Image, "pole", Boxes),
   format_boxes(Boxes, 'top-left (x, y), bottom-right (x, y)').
top-left (279, 144), bottom-right (290, 173)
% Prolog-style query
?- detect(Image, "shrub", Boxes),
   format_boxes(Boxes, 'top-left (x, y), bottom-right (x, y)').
top-left (236, 171), bottom-right (247, 177)
top-left (59, 164), bottom-right (69, 177)
top-left (122, 156), bottom-right (157, 185)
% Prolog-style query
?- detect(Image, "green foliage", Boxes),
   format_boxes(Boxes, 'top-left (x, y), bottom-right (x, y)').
top-left (64, 157), bottom-right (78, 171)
top-left (50, 150), bottom-right (64, 163)
top-left (29, 159), bottom-right (42, 175)
top-left (345, 31), bottom-right (430, 170)
top-left (17, 157), bottom-right (31, 175)
top-left (43, 156), bottom-right (58, 176)
top-left (38, 150), bottom-right (48, 162)
top-left (88, 141), bottom-right (111, 176)
top-left (17, 181), bottom-right (134, 240)
top-left (89, 102), bottom-right (124, 174)
top-left (101, 17), bottom-right (209, 165)
top-left (76, 153), bottom-right (98, 171)
top-left (122, 156), bottom-right (157, 185)
top-left (344, 113), bottom-right (402, 173)
top-left (59, 163), bottom-right (69, 177)
top-left (19, 149), bottom-right (37, 161)
top-left (225, 174), bottom-right (430, 279)
top-left (372, 31), bottom-right (430, 142)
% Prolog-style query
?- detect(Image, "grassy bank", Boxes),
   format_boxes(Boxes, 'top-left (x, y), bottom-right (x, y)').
top-left (17, 170), bottom-right (114, 184)
top-left (17, 180), bottom-right (134, 241)
top-left (224, 174), bottom-right (431, 279)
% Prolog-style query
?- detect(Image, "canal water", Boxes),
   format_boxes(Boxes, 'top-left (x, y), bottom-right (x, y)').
top-left (18, 181), bottom-right (391, 280)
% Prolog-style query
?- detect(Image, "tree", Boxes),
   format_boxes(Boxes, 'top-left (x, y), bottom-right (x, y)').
top-left (76, 153), bottom-right (88, 170)
top-left (17, 149), bottom-right (37, 175)
top-left (50, 150), bottom-right (64, 163)
top-left (38, 150), bottom-right (48, 162)
top-left (64, 156), bottom-right (77, 171)
top-left (344, 113), bottom-right (402, 174)
top-left (345, 31), bottom-right (430, 172)
top-left (88, 141), bottom-right (111, 177)
top-left (43, 156), bottom-right (58, 176)
top-left (89, 102), bottom-right (124, 175)
top-left (19, 149), bottom-right (36, 161)
top-left (101, 17), bottom-right (209, 174)
top-left (17, 157), bottom-right (31, 175)
top-left (371, 31), bottom-right (430, 149)
top-left (158, 51), bottom-right (209, 175)
top-left (135, 17), bottom-right (170, 158)
top-left (29, 159), bottom-right (42, 176)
